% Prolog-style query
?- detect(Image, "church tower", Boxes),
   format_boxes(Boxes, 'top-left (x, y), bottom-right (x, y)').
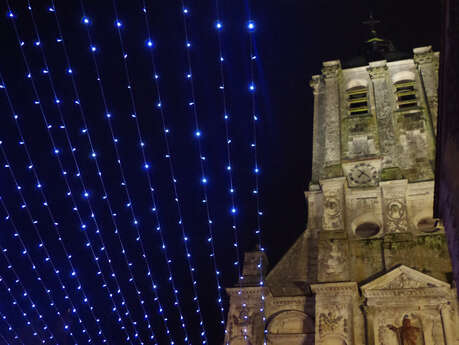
top-left (223, 27), bottom-right (459, 345)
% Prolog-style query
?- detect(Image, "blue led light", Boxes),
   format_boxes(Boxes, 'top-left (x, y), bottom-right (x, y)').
top-left (247, 20), bottom-right (255, 31)
top-left (115, 20), bottom-right (122, 27)
top-left (215, 21), bottom-right (222, 30)
top-left (146, 39), bottom-right (154, 48)
top-left (82, 16), bottom-right (90, 24)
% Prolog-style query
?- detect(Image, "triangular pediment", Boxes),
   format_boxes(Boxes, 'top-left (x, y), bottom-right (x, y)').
top-left (361, 265), bottom-right (450, 296)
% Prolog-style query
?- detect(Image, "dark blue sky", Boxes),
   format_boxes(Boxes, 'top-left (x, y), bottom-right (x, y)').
top-left (0, 0), bottom-right (439, 344)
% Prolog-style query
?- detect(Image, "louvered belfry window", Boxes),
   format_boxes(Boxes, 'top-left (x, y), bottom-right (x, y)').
top-left (395, 79), bottom-right (418, 109)
top-left (347, 86), bottom-right (369, 116)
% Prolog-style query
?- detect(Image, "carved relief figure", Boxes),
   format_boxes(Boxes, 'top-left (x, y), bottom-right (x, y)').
top-left (323, 195), bottom-right (343, 230)
top-left (387, 316), bottom-right (423, 345)
top-left (385, 199), bottom-right (408, 232)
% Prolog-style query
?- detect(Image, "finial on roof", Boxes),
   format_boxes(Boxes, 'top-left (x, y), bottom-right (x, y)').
top-left (363, 11), bottom-right (381, 37)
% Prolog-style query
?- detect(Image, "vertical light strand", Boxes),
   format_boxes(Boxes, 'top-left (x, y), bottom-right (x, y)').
top-left (4, 5), bottom-right (138, 343)
top-left (0, 308), bottom-right (25, 345)
top-left (213, 0), bottom-right (244, 306)
top-left (0, 71), bottom-right (108, 344)
top-left (244, 3), bottom-right (267, 344)
top-left (179, 1), bottom-right (226, 337)
top-left (0, 274), bottom-right (47, 344)
top-left (24, 2), bottom-right (152, 343)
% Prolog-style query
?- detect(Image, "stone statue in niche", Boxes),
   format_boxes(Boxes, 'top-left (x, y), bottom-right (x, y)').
top-left (387, 316), bottom-right (423, 345)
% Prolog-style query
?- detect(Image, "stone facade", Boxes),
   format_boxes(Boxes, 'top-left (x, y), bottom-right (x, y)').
top-left (223, 47), bottom-right (459, 345)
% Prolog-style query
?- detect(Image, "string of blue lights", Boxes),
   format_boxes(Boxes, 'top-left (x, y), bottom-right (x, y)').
top-left (179, 1), bottom-right (226, 339)
top-left (0, 69), bottom-right (109, 343)
top-left (0, 237), bottom-right (60, 344)
top-left (5, 3), bottom-right (139, 343)
top-left (46, 0), bottom-right (173, 342)
top-left (213, 0), bottom-right (244, 302)
top-left (138, 1), bottom-right (199, 343)
top-left (244, 1), bottom-right (268, 344)
top-left (48, 1), bottom-right (175, 342)
top-left (0, 143), bottom-right (91, 344)
top-left (0, 309), bottom-right (24, 345)
top-left (0, 272), bottom-right (48, 344)
top-left (0, 1), bottom-right (271, 344)
top-left (27, 1), bottom-right (155, 343)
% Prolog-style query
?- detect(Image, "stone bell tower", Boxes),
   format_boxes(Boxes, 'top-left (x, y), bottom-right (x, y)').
top-left (223, 28), bottom-right (459, 345)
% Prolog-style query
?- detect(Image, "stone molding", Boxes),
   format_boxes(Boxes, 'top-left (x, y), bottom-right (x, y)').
top-left (361, 265), bottom-right (451, 299)
top-left (226, 286), bottom-right (268, 298)
top-left (311, 282), bottom-right (359, 297)
top-left (270, 296), bottom-right (307, 306)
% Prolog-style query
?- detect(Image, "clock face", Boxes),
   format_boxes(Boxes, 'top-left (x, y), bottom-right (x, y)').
top-left (348, 163), bottom-right (378, 186)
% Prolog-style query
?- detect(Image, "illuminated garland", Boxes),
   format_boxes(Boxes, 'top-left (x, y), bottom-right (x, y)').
top-left (0, 309), bottom-right (24, 344)
top-left (179, 2), bottom-right (226, 341)
top-left (244, 1), bottom-right (267, 344)
top-left (5, 3), bottom-right (137, 343)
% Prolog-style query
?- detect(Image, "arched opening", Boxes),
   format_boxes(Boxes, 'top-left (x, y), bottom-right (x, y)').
top-left (355, 222), bottom-right (380, 238)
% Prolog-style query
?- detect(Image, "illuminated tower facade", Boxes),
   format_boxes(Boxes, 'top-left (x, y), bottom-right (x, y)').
top-left (224, 43), bottom-right (459, 345)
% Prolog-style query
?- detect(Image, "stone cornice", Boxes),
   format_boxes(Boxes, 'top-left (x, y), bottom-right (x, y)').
top-left (322, 60), bottom-right (341, 79)
top-left (226, 286), bottom-right (268, 297)
top-left (270, 296), bottom-right (307, 306)
top-left (310, 282), bottom-right (358, 296)
top-left (363, 287), bottom-right (451, 299)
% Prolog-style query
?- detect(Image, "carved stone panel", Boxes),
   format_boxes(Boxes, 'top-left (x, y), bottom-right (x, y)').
top-left (385, 199), bottom-right (408, 233)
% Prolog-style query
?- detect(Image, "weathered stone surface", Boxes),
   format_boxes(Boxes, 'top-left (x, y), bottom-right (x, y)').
top-left (223, 47), bottom-right (458, 345)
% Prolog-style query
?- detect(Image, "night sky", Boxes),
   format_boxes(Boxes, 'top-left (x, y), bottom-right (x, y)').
top-left (0, 0), bottom-right (440, 344)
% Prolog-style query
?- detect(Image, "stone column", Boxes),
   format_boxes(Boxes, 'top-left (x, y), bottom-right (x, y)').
top-left (367, 60), bottom-right (399, 175)
top-left (310, 74), bottom-right (324, 185)
top-left (321, 60), bottom-right (342, 179)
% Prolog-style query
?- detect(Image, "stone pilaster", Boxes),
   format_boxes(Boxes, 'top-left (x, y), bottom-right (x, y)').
top-left (224, 287), bottom-right (267, 345)
top-left (311, 282), bottom-right (360, 345)
top-left (310, 74), bottom-right (324, 184)
top-left (367, 60), bottom-right (398, 173)
top-left (321, 60), bottom-right (342, 178)
top-left (414, 46), bottom-right (439, 133)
